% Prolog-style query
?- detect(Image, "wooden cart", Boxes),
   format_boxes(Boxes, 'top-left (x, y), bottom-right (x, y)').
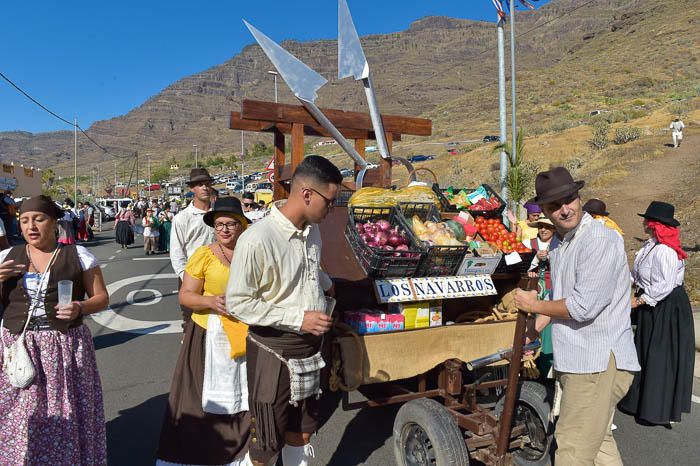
top-left (230, 101), bottom-right (553, 466)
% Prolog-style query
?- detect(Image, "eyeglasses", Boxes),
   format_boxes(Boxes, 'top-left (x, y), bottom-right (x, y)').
top-left (305, 187), bottom-right (337, 208)
top-left (214, 221), bottom-right (242, 231)
top-left (242, 202), bottom-right (255, 207)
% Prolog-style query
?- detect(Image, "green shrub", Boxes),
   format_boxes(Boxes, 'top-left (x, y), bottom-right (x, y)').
top-left (614, 126), bottom-right (641, 145)
top-left (590, 122), bottom-right (610, 150)
top-left (564, 155), bottom-right (586, 177)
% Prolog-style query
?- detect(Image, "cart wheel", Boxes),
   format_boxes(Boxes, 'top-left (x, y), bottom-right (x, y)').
top-left (495, 381), bottom-right (553, 466)
top-left (393, 398), bottom-right (470, 466)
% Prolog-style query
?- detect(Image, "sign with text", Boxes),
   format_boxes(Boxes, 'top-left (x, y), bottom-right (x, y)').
top-left (373, 275), bottom-right (497, 304)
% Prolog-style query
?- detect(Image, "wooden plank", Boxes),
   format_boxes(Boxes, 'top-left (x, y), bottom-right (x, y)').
top-left (291, 123), bottom-right (305, 171)
top-left (241, 100), bottom-right (432, 136)
top-left (354, 138), bottom-right (365, 176)
top-left (273, 128), bottom-right (287, 201)
top-left (230, 112), bottom-right (401, 141)
top-left (379, 132), bottom-right (393, 187)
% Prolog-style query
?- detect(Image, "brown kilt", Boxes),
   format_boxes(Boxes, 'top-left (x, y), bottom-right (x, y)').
top-left (156, 320), bottom-right (250, 464)
top-left (247, 326), bottom-right (322, 464)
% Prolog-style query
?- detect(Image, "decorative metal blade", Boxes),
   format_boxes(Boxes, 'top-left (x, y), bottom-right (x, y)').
top-left (338, 0), bottom-right (369, 80)
top-left (243, 20), bottom-right (327, 103)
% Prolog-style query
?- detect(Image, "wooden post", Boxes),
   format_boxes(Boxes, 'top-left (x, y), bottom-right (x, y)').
top-left (273, 128), bottom-right (286, 201)
top-left (354, 138), bottom-right (366, 178)
top-left (291, 123), bottom-right (305, 171)
top-left (379, 131), bottom-right (393, 187)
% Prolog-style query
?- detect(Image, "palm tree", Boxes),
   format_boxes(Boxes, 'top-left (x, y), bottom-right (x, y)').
top-left (492, 128), bottom-right (528, 218)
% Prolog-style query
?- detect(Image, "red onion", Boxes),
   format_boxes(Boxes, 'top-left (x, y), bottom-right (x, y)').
top-left (364, 223), bottom-right (377, 234)
top-left (356, 222), bottom-right (365, 233)
top-left (360, 233), bottom-right (370, 243)
top-left (387, 234), bottom-right (403, 247)
top-left (395, 244), bottom-right (409, 252)
top-left (374, 232), bottom-right (388, 246)
top-left (376, 219), bottom-right (391, 232)
top-left (366, 241), bottom-right (379, 249)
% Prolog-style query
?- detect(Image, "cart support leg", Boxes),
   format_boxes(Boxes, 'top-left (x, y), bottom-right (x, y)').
top-left (494, 310), bottom-right (528, 463)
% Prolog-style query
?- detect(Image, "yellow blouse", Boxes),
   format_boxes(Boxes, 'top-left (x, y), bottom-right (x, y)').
top-left (517, 220), bottom-right (539, 242)
top-left (185, 245), bottom-right (247, 358)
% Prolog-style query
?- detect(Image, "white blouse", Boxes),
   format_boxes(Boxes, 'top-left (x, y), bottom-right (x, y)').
top-left (632, 239), bottom-right (685, 307)
top-left (0, 246), bottom-right (99, 317)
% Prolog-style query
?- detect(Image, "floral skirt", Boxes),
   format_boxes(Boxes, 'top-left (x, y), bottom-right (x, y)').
top-left (0, 324), bottom-right (107, 465)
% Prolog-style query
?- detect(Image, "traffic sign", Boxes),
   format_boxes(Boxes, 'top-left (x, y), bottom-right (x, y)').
top-left (268, 171), bottom-right (275, 183)
top-left (266, 158), bottom-right (275, 171)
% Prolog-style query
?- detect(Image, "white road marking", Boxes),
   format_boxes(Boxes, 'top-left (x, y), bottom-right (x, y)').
top-left (100, 264), bottom-right (107, 269)
top-left (89, 273), bottom-right (181, 334)
top-left (692, 395), bottom-right (700, 405)
top-left (126, 289), bottom-right (163, 306)
top-left (132, 257), bottom-right (170, 261)
top-left (115, 249), bottom-right (122, 253)
top-left (108, 255), bottom-right (115, 260)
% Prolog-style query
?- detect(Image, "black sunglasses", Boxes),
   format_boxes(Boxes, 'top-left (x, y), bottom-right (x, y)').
top-left (305, 187), bottom-right (337, 208)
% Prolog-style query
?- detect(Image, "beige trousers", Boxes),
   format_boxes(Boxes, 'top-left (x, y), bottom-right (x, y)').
top-left (555, 353), bottom-right (634, 466)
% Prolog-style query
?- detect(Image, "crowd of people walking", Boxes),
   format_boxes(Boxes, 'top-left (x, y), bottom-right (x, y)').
top-left (0, 159), bottom-right (694, 465)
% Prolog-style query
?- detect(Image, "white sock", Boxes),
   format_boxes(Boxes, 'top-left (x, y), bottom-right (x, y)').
top-left (281, 444), bottom-right (315, 466)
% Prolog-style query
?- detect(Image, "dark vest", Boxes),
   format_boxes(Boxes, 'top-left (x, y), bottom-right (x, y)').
top-left (1, 244), bottom-right (86, 334)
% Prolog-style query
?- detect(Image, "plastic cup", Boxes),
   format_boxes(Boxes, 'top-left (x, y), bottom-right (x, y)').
top-left (58, 280), bottom-right (73, 306)
top-left (324, 296), bottom-right (337, 318)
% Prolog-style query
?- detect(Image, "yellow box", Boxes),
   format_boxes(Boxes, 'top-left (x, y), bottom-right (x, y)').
top-left (390, 300), bottom-right (442, 329)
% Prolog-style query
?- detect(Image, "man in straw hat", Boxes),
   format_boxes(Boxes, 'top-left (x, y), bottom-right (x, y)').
top-left (514, 167), bottom-right (639, 465)
top-left (170, 168), bottom-right (215, 324)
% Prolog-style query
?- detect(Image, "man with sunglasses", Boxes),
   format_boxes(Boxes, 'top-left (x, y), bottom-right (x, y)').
top-left (242, 192), bottom-right (265, 223)
top-left (226, 155), bottom-right (341, 466)
top-left (170, 168), bottom-right (215, 325)
top-left (514, 167), bottom-right (639, 466)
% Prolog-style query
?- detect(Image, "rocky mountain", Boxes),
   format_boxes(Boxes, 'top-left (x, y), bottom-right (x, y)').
top-left (0, 0), bottom-right (697, 174)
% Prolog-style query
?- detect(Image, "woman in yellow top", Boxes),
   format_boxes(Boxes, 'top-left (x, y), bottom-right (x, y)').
top-left (156, 197), bottom-right (250, 466)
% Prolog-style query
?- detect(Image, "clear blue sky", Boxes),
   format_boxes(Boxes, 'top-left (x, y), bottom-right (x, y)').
top-left (0, 0), bottom-right (548, 133)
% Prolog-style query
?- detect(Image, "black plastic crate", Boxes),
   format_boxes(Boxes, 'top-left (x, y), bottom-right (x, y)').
top-left (336, 189), bottom-right (355, 208)
top-left (345, 206), bottom-right (424, 279)
top-left (494, 251), bottom-right (537, 275)
top-left (397, 202), bottom-right (470, 277)
top-left (432, 183), bottom-right (505, 218)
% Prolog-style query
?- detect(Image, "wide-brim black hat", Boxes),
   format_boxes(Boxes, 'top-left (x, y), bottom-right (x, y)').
top-left (187, 167), bottom-right (214, 186)
top-left (529, 166), bottom-right (585, 205)
top-left (203, 197), bottom-right (249, 228)
top-left (637, 201), bottom-right (680, 227)
top-left (582, 199), bottom-right (609, 217)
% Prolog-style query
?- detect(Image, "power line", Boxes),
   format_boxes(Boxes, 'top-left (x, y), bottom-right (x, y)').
top-left (0, 71), bottom-right (134, 160)
top-left (381, 0), bottom-right (598, 103)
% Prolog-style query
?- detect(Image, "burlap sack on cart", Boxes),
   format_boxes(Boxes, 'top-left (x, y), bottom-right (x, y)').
top-left (336, 320), bottom-right (517, 387)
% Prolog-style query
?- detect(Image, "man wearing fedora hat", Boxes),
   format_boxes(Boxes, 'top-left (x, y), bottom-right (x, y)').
top-left (170, 168), bottom-right (215, 324)
top-left (514, 167), bottom-right (639, 466)
top-left (583, 198), bottom-right (624, 237)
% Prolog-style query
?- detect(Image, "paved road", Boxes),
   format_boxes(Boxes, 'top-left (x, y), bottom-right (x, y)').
top-left (85, 226), bottom-right (700, 465)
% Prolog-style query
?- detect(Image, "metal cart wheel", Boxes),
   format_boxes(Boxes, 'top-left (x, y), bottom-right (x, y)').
top-left (495, 380), bottom-right (553, 466)
top-left (393, 398), bottom-right (470, 466)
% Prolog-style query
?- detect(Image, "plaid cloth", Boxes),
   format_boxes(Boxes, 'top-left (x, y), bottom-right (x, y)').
top-left (248, 335), bottom-right (326, 406)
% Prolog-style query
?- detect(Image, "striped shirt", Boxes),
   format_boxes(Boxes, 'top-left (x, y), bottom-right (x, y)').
top-left (549, 213), bottom-right (640, 373)
top-left (632, 238), bottom-right (685, 307)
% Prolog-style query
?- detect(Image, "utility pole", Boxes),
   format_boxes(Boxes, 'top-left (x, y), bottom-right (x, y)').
top-left (497, 16), bottom-right (508, 214)
top-left (509, 0), bottom-right (518, 168)
top-left (114, 161), bottom-right (117, 187)
top-left (74, 117), bottom-right (78, 203)
top-left (193, 144), bottom-right (198, 168)
top-left (147, 153), bottom-right (151, 201)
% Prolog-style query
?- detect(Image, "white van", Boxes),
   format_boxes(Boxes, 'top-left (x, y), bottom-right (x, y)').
top-left (96, 198), bottom-right (132, 220)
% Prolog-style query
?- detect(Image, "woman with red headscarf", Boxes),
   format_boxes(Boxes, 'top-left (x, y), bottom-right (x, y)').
top-left (619, 201), bottom-right (695, 426)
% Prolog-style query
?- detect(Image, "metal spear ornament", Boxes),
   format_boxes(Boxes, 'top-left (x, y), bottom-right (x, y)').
top-left (243, 20), bottom-right (375, 186)
top-left (336, 0), bottom-right (416, 181)
top-left (337, 0), bottom-right (389, 160)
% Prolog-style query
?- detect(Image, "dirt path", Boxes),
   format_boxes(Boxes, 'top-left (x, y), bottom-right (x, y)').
top-left (592, 131), bottom-right (700, 251)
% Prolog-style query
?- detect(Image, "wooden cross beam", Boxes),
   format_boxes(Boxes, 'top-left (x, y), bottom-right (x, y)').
top-left (229, 99), bottom-right (432, 200)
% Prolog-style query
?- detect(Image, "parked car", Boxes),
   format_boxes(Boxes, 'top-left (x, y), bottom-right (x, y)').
top-left (340, 168), bottom-right (354, 178)
top-left (407, 155), bottom-right (435, 163)
top-left (482, 135), bottom-right (500, 143)
top-left (218, 189), bottom-right (229, 196)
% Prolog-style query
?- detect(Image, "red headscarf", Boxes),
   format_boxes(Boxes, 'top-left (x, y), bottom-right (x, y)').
top-left (646, 220), bottom-right (687, 260)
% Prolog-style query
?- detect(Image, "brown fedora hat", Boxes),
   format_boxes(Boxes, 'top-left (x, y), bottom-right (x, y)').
top-left (187, 168), bottom-right (213, 186)
top-left (582, 198), bottom-right (609, 216)
top-left (529, 167), bottom-right (585, 205)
